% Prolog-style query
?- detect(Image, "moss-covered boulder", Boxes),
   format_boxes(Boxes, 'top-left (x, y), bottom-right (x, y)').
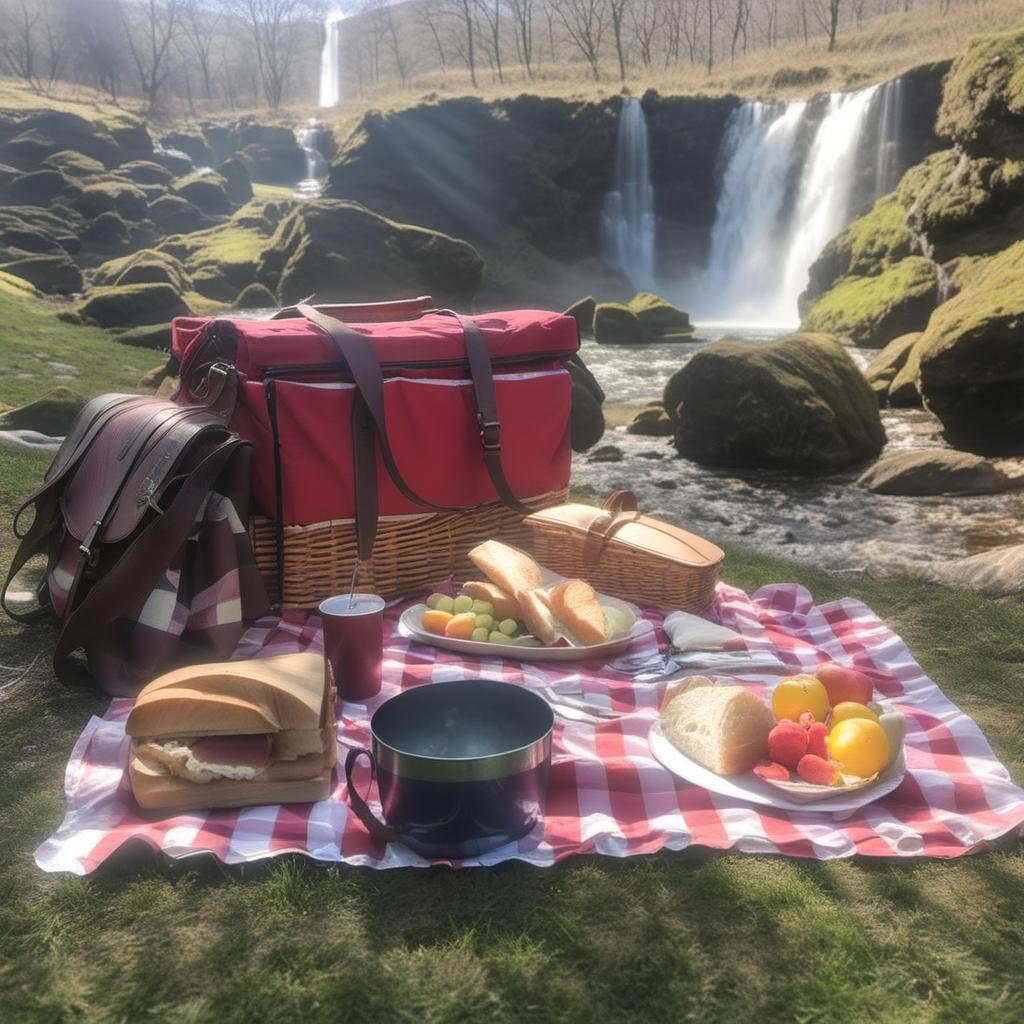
top-left (78, 282), bottom-right (191, 328)
top-left (257, 199), bottom-right (483, 307)
top-left (628, 292), bottom-right (694, 338)
top-left (802, 194), bottom-right (915, 307)
top-left (627, 405), bottom-right (674, 436)
top-left (147, 194), bottom-right (208, 233)
top-left (0, 205), bottom-right (80, 256)
top-left (915, 242), bottom-right (1024, 453)
top-left (240, 141), bottom-right (306, 185)
top-left (800, 257), bottom-right (938, 348)
top-left (159, 130), bottom-right (212, 167)
top-left (888, 338), bottom-right (927, 407)
top-left (857, 450), bottom-right (1017, 496)
top-left (8, 169), bottom-right (70, 205)
top-left (2, 111), bottom-right (120, 168)
top-left (173, 172), bottom-right (232, 215)
top-left (219, 156), bottom-right (253, 205)
top-left (234, 282), bottom-right (277, 308)
top-left (0, 386), bottom-right (85, 435)
top-left (594, 302), bottom-right (646, 345)
top-left (71, 179), bottom-right (149, 221)
top-left (119, 160), bottom-right (174, 186)
top-left (79, 212), bottom-right (131, 253)
top-left (92, 249), bottom-right (192, 293)
top-left (563, 296), bottom-right (595, 335)
top-left (666, 332), bottom-right (886, 474)
top-left (898, 150), bottom-right (1024, 262)
top-left (0, 253), bottom-right (82, 295)
top-left (864, 332), bottom-right (921, 405)
top-left (42, 150), bottom-right (105, 179)
top-left (936, 29), bottom-right (1024, 159)
top-left (110, 322), bottom-right (174, 350)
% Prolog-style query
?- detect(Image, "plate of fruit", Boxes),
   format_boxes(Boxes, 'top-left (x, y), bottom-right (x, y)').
top-left (649, 663), bottom-right (907, 813)
top-left (398, 540), bottom-right (645, 661)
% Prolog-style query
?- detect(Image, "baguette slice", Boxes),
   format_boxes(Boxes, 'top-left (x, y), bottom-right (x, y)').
top-left (660, 684), bottom-right (774, 776)
top-left (461, 580), bottom-right (522, 621)
top-left (549, 579), bottom-right (607, 646)
top-left (517, 588), bottom-right (558, 645)
top-left (468, 540), bottom-right (543, 598)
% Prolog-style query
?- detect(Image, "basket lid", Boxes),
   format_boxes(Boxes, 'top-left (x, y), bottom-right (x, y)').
top-left (527, 501), bottom-right (724, 569)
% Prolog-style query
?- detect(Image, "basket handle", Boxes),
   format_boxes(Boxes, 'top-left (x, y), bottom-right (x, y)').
top-left (582, 491), bottom-right (642, 565)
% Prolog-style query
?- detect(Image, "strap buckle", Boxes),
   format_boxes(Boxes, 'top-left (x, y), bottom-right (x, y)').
top-left (78, 519), bottom-right (103, 568)
top-left (478, 416), bottom-right (501, 451)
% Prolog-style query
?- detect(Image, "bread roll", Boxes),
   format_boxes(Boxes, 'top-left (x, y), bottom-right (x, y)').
top-left (660, 683), bottom-right (774, 775)
top-left (468, 540), bottom-right (543, 597)
top-left (461, 580), bottom-right (522, 620)
top-left (549, 579), bottom-right (607, 645)
top-left (517, 588), bottom-right (558, 645)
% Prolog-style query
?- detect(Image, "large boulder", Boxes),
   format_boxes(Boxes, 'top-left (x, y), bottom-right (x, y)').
top-left (111, 323), bottom-right (174, 350)
top-left (666, 332), bottom-right (886, 474)
top-left (628, 292), bottom-right (694, 339)
top-left (593, 302), bottom-right (646, 345)
top-left (173, 172), bottom-right (233, 215)
top-left (563, 296), bottom-right (595, 335)
top-left (0, 386), bottom-right (85, 435)
top-left (219, 156), bottom-right (253, 205)
top-left (257, 199), bottom-right (483, 307)
top-left (915, 242), bottom-right (1024, 453)
top-left (147, 193), bottom-right (208, 233)
top-left (42, 150), bottom-right (106, 179)
top-left (857, 450), bottom-right (1018, 496)
top-left (233, 282), bottom-right (277, 308)
top-left (240, 141), bottom-right (306, 185)
top-left (92, 249), bottom-right (192, 293)
top-left (159, 130), bottom-right (213, 167)
top-left (78, 282), bottom-right (191, 328)
top-left (70, 179), bottom-right (149, 221)
top-left (927, 543), bottom-right (1024, 597)
top-left (936, 29), bottom-right (1024, 159)
top-left (8, 169), bottom-right (70, 205)
top-left (0, 253), bottom-right (82, 295)
top-left (863, 332), bottom-right (921, 404)
top-left (118, 160), bottom-right (175, 186)
top-left (627, 405), bottom-right (674, 436)
top-left (79, 211), bottom-right (131, 253)
top-left (2, 111), bottom-right (120, 168)
top-left (800, 256), bottom-right (939, 348)
top-left (0, 205), bottom-right (80, 256)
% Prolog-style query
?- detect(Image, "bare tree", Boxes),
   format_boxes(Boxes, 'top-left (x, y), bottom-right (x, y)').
top-left (705, 0), bottom-right (724, 73)
top-left (444, 0), bottom-right (479, 87)
top-left (730, 0), bottom-right (752, 59)
top-left (0, 1), bottom-right (45, 91)
top-left (180, 0), bottom-right (222, 101)
top-left (507, 0), bottom-right (534, 78)
top-left (230, 0), bottom-right (316, 109)
top-left (62, 0), bottom-right (124, 100)
top-left (475, 0), bottom-right (504, 83)
top-left (628, 0), bottom-right (661, 69)
top-left (607, 0), bottom-right (629, 82)
top-left (419, 0), bottom-right (450, 75)
top-left (123, 0), bottom-right (182, 110)
top-left (812, 0), bottom-right (842, 51)
top-left (555, 0), bottom-right (605, 81)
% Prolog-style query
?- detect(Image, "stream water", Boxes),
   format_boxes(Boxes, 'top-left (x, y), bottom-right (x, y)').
top-left (573, 334), bottom-right (1024, 578)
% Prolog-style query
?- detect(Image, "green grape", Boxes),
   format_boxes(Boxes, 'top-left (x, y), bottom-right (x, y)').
top-left (453, 594), bottom-right (474, 614)
top-left (474, 613), bottom-right (494, 630)
top-left (425, 593), bottom-right (446, 609)
top-left (471, 627), bottom-right (490, 642)
top-left (489, 630), bottom-right (507, 643)
top-left (471, 600), bottom-right (494, 616)
top-left (434, 596), bottom-right (455, 614)
top-left (498, 618), bottom-right (517, 636)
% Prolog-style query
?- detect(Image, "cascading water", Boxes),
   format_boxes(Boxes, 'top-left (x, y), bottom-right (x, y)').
top-left (697, 78), bottom-right (906, 326)
top-left (294, 120), bottom-right (330, 200)
top-left (319, 11), bottom-right (344, 108)
top-left (601, 97), bottom-right (656, 292)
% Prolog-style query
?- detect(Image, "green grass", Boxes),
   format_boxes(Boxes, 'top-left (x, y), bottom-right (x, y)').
top-left (1, 444), bottom-right (1023, 1023)
top-left (0, 272), bottom-right (163, 412)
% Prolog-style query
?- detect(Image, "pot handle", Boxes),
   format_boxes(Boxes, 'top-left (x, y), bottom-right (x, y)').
top-left (344, 747), bottom-right (401, 845)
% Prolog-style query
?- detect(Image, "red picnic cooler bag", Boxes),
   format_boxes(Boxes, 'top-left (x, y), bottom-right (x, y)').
top-left (172, 297), bottom-right (580, 606)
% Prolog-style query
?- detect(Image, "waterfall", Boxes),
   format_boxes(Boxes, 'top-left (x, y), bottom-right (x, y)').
top-left (319, 11), bottom-right (344, 108)
top-left (601, 97), bottom-right (656, 291)
top-left (294, 120), bottom-right (330, 200)
top-left (697, 79), bottom-right (905, 326)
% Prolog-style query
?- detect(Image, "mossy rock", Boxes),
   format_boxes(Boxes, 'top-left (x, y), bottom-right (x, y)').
top-left (593, 302), bottom-right (648, 345)
top-left (898, 149), bottom-right (1024, 263)
top-left (800, 257), bottom-right (938, 348)
top-left (153, 147), bottom-right (193, 177)
top-left (627, 292), bottom-right (693, 337)
top-left (936, 29), bottom-right (1024, 158)
top-left (42, 150), bottom-right (105, 179)
top-left (79, 211), bottom-right (131, 252)
top-left (234, 282), bottom-right (277, 308)
top-left (666, 332), bottom-right (886, 474)
top-left (627, 405), bottom-right (674, 436)
top-left (3, 111), bottom-right (120, 168)
top-left (802, 194), bottom-right (914, 307)
top-left (92, 249), bottom-right (192, 293)
top-left (159, 130), bottom-right (212, 167)
top-left (147, 194), bottom-right (208, 233)
top-left (219, 156), bottom-right (253, 205)
top-left (239, 141), bottom-right (305, 186)
top-left (0, 205), bottom-right (80, 255)
top-left (118, 160), bottom-right (174, 186)
top-left (8, 169), bottom-right (70, 205)
top-left (78, 282), bottom-right (191, 328)
top-left (71, 179), bottom-right (149, 221)
top-left (173, 172), bottom-right (232, 215)
top-left (915, 241), bottom-right (1024, 453)
top-left (864, 332), bottom-right (921, 406)
top-left (0, 386), bottom-right (85, 434)
top-left (857, 450), bottom-right (1015, 496)
top-left (888, 337), bottom-right (927, 408)
top-left (257, 199), bottom-right (483, 307)
top-left (110, 322), bottom-right (174, 350)
top-left (563, 296), bottom-right (595, 335)
top-left (0, 253), bottom-right (82, 295)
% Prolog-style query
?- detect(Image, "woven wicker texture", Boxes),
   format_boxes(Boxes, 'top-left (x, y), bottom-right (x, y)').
top-left (253, 489), bottom-right (568, 607)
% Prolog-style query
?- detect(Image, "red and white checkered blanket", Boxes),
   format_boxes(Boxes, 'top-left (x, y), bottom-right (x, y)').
top-left (35, 583), bottom-right (1024, 874)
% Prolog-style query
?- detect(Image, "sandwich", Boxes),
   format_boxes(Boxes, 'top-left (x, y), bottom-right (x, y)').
top-left (125, 652), bottom-right (335, 812)
top-left (659, 676), bottom-right (774, 775)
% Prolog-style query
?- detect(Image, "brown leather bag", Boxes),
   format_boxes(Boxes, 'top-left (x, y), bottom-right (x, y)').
top-left (2, 391), bottom-right (268, 695)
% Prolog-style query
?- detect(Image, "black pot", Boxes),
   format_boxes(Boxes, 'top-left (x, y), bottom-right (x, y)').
top-left (344, 679), bottom-right (553, 859)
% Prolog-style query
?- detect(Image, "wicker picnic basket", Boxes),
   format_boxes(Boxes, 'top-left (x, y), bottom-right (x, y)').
top-left (525, 490), bottom-right (724, 613)
top-left (252, 488), bottom-right (567, 607)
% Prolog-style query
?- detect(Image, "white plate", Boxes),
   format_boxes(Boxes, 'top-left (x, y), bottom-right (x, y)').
top-left (648, 721), bottom-right (907, 814)
top-left (398, 594), bottom-right (647, 662)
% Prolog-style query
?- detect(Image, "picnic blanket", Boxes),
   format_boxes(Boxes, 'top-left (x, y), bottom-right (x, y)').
top-left (35, 583), bottom-right (1024, 874)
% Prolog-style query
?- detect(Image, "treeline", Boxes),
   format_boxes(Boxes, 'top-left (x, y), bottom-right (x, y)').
top-left (0, 0), bottom-right (987, 112)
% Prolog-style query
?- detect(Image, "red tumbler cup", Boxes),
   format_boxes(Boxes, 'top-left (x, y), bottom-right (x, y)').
top-left (319, 594), bottom-right (385, 701)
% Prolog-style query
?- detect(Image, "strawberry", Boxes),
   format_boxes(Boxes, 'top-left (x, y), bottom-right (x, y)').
top-left (797, 754), bottom-right (839, 785)
top-left (753, 761), bottom-right (791, 781)
top-left (767, 720), bottom-right (808, 770)
top-left (805, 721), bottom-right (829, 760)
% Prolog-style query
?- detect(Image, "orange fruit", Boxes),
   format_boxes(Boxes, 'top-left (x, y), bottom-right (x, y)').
top-left (830, 701), bottom-right (879, 727)
top-left (771, 675), bottom-right (830, 723)
top-left (829, 718), bottom-right (890, 778)
top-left (443, 612), bottom-right (479, 639)
top-left (421, 609), bottom-right (453, 635)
